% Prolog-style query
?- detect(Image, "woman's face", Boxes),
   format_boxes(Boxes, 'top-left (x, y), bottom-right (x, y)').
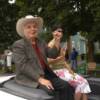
top-left (23, 22), bottom-right (38, 40)
top-left (53, 28), bottom-right (63, 40)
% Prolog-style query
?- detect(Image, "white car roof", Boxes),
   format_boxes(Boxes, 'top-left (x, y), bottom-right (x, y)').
top-left (0, 74), bottom-right (26, 100)
top-left (0, 75), bottom-right (15, 84)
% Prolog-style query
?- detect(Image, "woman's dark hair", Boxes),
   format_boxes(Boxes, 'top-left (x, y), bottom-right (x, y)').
top-left (52, 24), bottom-right (63, 32)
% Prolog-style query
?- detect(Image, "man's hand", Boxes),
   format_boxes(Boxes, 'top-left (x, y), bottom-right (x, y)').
top-left (38, 77), bottom-right (54, 90)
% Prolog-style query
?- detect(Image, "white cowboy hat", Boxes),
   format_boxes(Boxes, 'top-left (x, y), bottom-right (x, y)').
top-left (16, 15), bottom-right (43, 37)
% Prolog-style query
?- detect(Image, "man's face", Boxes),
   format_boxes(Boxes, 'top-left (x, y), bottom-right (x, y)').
top-left (23, 22), bottom-right (38, 40)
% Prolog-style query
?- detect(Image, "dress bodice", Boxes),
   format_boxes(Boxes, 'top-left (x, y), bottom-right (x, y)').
top-left (47, 46), bottom-right (60, 59)
top-left (47, 46), bottom-right (64, 69)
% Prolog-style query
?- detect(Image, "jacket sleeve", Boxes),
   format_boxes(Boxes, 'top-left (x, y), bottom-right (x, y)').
top-left (12, 41), bottom-right (42, 81)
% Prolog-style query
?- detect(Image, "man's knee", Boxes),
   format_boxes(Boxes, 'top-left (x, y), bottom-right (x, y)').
top-left (60, 79), bottom-right (70, 89)
top-left (61, 80), bottom-right (74, 93)
top-left (38, 85), bottom-right (59, 100)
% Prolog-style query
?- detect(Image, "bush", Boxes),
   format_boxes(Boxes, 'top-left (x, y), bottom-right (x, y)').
top-left (94, 53), bottom-right (100, 63)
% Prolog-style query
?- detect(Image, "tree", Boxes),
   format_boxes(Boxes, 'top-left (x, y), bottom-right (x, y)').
top-left (78, 0), bottom-right (100, 61)
top-left (0, 0), bottom-right (20, 51)
top-left (16, 0), bottom-right (80, 54)
top-left (1, 0), bottom-right (100, 62)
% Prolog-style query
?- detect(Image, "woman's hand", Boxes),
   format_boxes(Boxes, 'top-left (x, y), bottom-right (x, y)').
top-left (47, 56), bottom-right (65, 64)
top-left (56, 56), bottom-right (65, 61)
top-left (38, 77), bottom-right (54, 90)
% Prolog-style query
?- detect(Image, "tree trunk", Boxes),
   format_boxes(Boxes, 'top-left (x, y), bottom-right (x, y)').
top-left (87, 40), bottom-right (94, 62)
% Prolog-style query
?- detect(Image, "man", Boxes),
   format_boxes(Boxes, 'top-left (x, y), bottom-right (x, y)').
top-left (70, 48), bottom-right (78, 71)
top-left (12, 15), bottom-right (74, 100)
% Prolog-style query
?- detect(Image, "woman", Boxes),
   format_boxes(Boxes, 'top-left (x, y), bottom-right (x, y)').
top-left (47, 25), bottom-right (91, 100)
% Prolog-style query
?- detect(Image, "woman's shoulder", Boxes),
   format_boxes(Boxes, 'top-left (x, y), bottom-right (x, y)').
top-left (48, 39), bottom-right (55, 48)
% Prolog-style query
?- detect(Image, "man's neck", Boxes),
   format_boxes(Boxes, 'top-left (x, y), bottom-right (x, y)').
top-left (31, 38), bottom-right (37, 45)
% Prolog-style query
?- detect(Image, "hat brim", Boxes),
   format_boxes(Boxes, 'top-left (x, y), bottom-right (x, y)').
top-left (16, 16), bottom-right (43, 37)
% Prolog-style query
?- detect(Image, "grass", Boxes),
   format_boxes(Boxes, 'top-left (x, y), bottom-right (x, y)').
top-left (0, 64), bottom-right (15, 74)
top-left (76, 63), bottom-right (100, 78)
top-left (0, 64), bottom-right (100, 77)
top-left (95, 66), bottom-right (100, 78)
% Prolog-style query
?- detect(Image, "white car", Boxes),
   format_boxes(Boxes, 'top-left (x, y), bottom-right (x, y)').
top-left (0, 75), bottom-right (26, 100)
top-left (1, 75), bottom-right (100, 100)
top-left (0, 74), bottom-right (52, 100)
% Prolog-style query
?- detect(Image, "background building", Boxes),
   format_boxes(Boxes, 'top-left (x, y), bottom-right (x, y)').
top-left (71, 32), bottom-right (86, 55)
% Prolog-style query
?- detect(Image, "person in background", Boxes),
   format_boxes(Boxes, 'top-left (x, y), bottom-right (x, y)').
top-left (4, 48), bottom-right (13, 73)
top-left (6, 50), bottom-right (13, 72)
top-left (0, 53), bottom-right (6, 71)
top-left (47, 25), bottom-right (91, 100)
top-left (12, 15), bottom-right (74, 100)
top-left (70, 48), bottom-right (78, 71)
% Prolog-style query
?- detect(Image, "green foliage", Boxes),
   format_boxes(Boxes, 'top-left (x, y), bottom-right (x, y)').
top-left (15, 0), bottom-right (100, 41)
top-left (39, 31), bottom-right (52, 43)
top-left (0, 1), bottom-right (20, 51)
top-left (16, 0), bottom-right (79, 33)
top-left (0, 0), bottom-right (100, 52)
